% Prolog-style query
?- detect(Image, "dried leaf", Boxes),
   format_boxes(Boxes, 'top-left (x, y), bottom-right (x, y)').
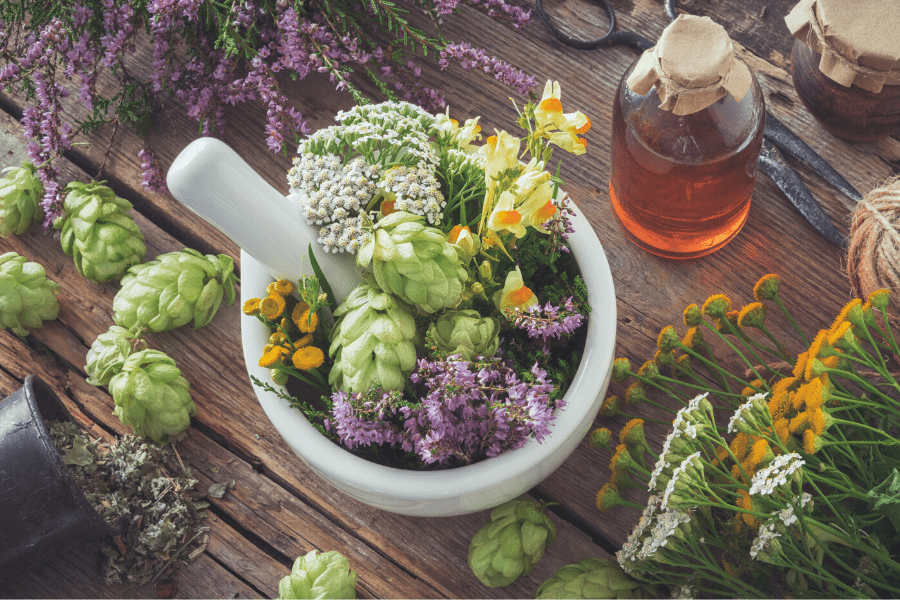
top-left (207, 482), bottom-right (229, 498)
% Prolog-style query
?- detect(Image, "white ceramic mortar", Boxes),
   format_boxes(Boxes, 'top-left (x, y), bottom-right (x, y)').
top-left (168, 137), bottom-right (617, 517)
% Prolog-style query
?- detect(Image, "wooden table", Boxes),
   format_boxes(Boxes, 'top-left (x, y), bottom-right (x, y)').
top-left (0, 0), bottom-right (897, 597)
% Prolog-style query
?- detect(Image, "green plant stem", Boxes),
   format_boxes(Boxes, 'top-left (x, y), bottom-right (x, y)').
top-left (772, 294), bottom-right (808, 347)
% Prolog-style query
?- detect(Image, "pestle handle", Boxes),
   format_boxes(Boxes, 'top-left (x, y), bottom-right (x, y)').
top-left (166, 137), bottom-right (358, 304)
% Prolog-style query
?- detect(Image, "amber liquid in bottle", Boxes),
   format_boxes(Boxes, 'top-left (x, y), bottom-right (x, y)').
top-left (609, 74), bottom-right (765, 259)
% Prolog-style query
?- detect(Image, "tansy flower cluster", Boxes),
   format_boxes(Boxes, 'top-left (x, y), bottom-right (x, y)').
top-left (583, 274), bottom-right (900, 598)
top-left (252, 85), bottom-right (592, 469)
top-left (243, 277), bottom-right (330, 391)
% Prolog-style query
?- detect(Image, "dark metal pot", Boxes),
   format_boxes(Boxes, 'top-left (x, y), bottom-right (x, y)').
top-left (0, 375), bottom-right (117, 574)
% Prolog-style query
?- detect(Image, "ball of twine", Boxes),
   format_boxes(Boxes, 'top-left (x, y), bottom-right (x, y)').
top-left (847, 176), bottom-right (900, 322)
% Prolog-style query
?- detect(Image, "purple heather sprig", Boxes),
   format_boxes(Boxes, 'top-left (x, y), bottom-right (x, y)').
top-left (328, 354), bottom-right (560, 466)
top-left (546, 191), bottom-right (576, 255)
top-left (138, 149), bottom-right (167, 193)
top-left (506, 297), bottom-right (585, 347)
top-left (2, 0), bottom-right (536, 231)
top-left (439, 42), bottom-right (536, 96)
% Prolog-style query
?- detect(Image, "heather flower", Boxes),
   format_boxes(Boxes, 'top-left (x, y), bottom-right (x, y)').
top-left (330, 353), bottom-right (560, 466)
top-left (505, 297), bottom-right (585, 349)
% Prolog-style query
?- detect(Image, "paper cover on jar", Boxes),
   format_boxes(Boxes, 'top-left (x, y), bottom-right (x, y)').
top-left (785, 0), bottom-right (900, 93)
top-left (626, 14), bottom-right (752, 116)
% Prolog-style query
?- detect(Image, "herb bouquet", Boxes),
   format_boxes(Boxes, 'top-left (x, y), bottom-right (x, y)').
top-left (567, 276), bottom-right (900, 599)
top-left (242, 81), bottom-right (597, 472)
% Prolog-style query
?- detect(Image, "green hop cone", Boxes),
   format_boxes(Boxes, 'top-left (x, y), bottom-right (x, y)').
top-left (0, 252), bottom-right (60, 336)
top-left (427, 309), bottom-right (499, 361)
top-left (278, 550), bottom-right (357, 600)
top-left (0, 161), bottom-right (43, 237)
top-left (113, 249), bottom-right (238, 332)
top-left (57, 181), bottom-right (146, 282)
top-left (357, 212), bottom-right (467, 313)
top-left (536, 557), bottom-right (650, 599)
top-left (468, 496), bottom-right (556, 588)
top-left (108, 349), bottom-right (196, 443)
top-left (85, 325), bottom-right (145, 386)
top-left (329, 280), bottom-right (418, 393)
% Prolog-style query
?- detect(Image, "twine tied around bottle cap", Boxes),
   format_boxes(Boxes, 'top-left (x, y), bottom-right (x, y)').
top-left (848, 177), bottom-right (900, 322)
top-left (626, 14), bottom-right (752, 116)
top-left (786, 0), bottom-right (900, 93)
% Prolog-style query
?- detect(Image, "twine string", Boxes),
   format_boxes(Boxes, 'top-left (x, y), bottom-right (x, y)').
top-left (848, 177), bottom-right (900, 314)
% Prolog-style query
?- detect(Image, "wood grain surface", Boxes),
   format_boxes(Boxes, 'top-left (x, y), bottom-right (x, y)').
top-left (0, 0), bottom-right (898, 597)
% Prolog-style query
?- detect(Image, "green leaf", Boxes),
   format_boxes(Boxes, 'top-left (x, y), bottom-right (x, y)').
top-left (867, 468), bottom-right (900, 533)
top-left (308, 244), bottom-right (335, 308)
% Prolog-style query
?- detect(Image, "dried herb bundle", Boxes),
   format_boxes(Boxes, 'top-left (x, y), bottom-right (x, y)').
top-left (46, 420), bottom-right (210, 587)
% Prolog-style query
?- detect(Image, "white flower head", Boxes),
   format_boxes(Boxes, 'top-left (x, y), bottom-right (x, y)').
top-left (750, 522), bottom-right (781, 560)
top-left (728, 392), bottom-right (768, 433)
top-left (749, 453), bottom-right (806, 495)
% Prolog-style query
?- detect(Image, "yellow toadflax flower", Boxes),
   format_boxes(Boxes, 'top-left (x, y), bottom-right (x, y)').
top-left (497, 266), bottom-right (538, 311)
top-left (487, 190), bottom-right (527, 238)
top-left (534, 80), bottom-right (591, 155)
top-left (292, 346), bottom-right (325, 370)
top-left (448, 225), bottom-right (479, 260)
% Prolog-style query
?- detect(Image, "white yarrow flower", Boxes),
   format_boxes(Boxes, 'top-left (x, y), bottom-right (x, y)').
top-left (750, 522), bottom-right (781, 559)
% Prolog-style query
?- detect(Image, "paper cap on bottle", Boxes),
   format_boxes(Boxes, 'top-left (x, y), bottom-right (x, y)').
top-left (786, 0), bottom-right (900, 93)
top-left (626, 14), bottom-right (752, 115)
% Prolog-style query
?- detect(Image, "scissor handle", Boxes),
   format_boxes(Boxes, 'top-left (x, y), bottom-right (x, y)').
top-left (535, 0), bottom-right (678, 53)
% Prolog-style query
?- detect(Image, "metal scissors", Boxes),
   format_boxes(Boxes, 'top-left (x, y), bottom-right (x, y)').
top-left (536, 0), bottom-right (861, 248)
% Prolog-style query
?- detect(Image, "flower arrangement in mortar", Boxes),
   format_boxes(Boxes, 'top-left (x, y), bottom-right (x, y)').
top-left (243, 81), bottom-right (595, 469)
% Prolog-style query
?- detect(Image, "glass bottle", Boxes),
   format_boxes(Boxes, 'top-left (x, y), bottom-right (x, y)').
top-left (791, 39), bottom-right (900, 143)
top-left (609, 17), bottom-right (766, 259)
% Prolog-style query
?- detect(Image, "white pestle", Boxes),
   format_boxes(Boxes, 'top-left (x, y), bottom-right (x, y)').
top-left (166, 137), bottom-right (359, 304)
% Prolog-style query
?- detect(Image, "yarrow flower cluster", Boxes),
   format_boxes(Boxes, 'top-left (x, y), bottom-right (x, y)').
top-left (748, 453), bottom-right (805, 496)
top-left (287, 101), bottom-right (452, 253)
top-left (1, 0), bottom-right (536, 228)
top-left (616, 494), bottom-right (695, 574)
